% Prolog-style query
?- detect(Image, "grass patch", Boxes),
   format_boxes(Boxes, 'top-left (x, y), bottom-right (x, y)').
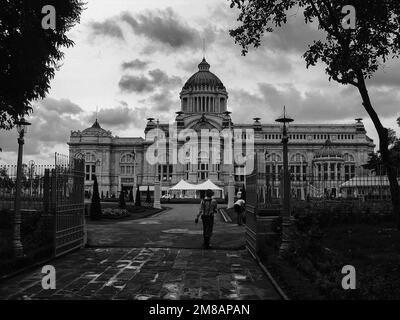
top-left (260, 220), bottom-right (400, 299)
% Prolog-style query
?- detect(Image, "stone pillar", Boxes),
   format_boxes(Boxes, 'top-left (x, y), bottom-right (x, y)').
top-left (300, 164), bottom-right (305, 200)
top-left (227, 174), bottom-right (235, 209)
top-left (335, 163), bottom-right (338, 181)
top-left (153, 179), bottom-right (161, 209)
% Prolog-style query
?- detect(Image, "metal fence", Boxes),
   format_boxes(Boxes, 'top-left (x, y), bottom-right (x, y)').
top-left (0, 164), bottom-right (56, 210)
top-left (0, 153), bottom-right (85, 262)
top-left (254, 173), bottom-right (398, 206)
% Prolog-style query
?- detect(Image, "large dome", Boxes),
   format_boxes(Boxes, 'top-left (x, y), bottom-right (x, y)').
top-left (183, 58), bottom-right (225, 90)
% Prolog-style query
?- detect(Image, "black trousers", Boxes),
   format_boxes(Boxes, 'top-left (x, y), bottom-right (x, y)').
top-left (234, 204), bottom-right (243, 225)
top-left (201, 215), bottom-right (214, 247)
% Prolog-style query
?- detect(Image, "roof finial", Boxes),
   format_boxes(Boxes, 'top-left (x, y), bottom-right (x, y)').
top-left (202, 38), bottom-right (206, 59)
top-left (96, 106), bottom-right (98, 121)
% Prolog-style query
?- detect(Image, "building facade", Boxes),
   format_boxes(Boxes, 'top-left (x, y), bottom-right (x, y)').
top-left (68, 58), bottom-right (375, 199)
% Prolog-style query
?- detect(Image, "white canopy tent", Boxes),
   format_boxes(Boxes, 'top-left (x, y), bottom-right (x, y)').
top-left (168, 179), bottom-right (223, 198)
top-left (197, 179), bottom-right (223, 191)
top-left (169, 179), bottom-right (198, 191)
top-left (169, 179), bottom-right (222, 191)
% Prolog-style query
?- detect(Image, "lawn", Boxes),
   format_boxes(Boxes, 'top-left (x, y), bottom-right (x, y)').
top-left (321, 222), bottom-right (400, 299)
top-left (261, 219), bottom-right (400, 299)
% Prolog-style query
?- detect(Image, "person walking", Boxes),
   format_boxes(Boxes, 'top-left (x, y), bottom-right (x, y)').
top-left (195, 189), bottom-right (218, 249)
top-left (234, 192), bottom-right (246, 225)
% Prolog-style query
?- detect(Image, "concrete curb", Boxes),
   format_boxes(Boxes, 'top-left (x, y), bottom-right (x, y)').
top-left (219, 208), bottom-right (232, 223)
top-left (246, 247), bottom-right (290, 301)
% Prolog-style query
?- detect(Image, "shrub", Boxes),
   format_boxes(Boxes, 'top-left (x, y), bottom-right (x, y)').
top-left (145, 186), bottom-right (151, 203)
top-left (90, 175), bottom-right (102, 220)
top-left (102, 208), bottom-right (130, 219)
top-left (135, 186), bottom-right (141, 207)
top-left (119, 190), bottom-right (126, 209)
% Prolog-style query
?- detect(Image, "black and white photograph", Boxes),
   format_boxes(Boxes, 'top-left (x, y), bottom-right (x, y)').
top-left (1, 0), bottom-right (400, 309)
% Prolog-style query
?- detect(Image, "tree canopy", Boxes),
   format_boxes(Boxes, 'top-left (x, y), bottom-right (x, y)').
top-left (0, 0), bottom-right (84, 130)
top-left (230, 0), bottom-right (400, 226)
top-left (230, 0), bottom-right (400, 86)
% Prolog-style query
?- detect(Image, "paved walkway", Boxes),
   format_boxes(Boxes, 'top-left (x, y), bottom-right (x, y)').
top-left (87, 204), bottom-right (245, 249)
top-left (0, 204), bottom-right (281, 300)
top-left (0, 248), bottom-right (280, 300)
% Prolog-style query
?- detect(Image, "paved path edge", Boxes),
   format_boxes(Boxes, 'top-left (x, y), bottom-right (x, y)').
top-left (246, 246), bottom-right (289, 301)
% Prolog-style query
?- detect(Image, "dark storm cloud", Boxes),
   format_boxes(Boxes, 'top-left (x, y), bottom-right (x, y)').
top-left (148, 88), bottom-right (178, 113)
top-left (230, 82), bottom-right (400, 124)
top-left (369, 62), bottom-right (400, 88)
top-left (89, 19), bottom-right (124, 40)
top-left (0, 98), bottom-right (84, 156)
top-left (121, 59), bottom-right (150, 70)
top-left (120, 8), bottom-right (201, 50)
top-left (40, 97), bottom-right (83, 115)
top-left (119, 69), bottom-right (182, 94)
top-left (264, 17), bottom-right (323, 54)
top-left (119, 74), bottom-right (155, 93)
top-left (86, 106), bottom-right (143, 129)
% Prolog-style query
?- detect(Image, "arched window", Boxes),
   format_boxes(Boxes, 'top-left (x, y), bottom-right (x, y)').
top-left (266, 153), bottom-right (282, 162)
top-left (74, 152), bottom-right (84, 160)
top-left (85, 152), bottom-right (96, 163)
top-left (265, 153), bottom-right (283, 179)
top-left (344, 153), bottom-right (355, 162)
top-left (120, 153), bottom-right (135, 163)
top-left (84, 152), bottom-right (96, 181)
top-left (343, 153), bottom-right (356, 181)
top-left (289, 153), bottom-right (307, 181)
top-left (197, 151), bottom-right (209, 180)
top-left (120, 153), bottom-right (135, 176)
top-left (290, 153), bottom-right (306, 163)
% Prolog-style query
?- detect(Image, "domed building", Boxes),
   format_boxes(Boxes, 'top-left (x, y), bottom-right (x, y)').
top-left (180, 58), bottom-right (228, 114)
top-left (69, 58), bottom-right (374, 200)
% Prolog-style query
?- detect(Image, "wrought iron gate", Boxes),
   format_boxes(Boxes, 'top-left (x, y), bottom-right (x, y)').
top-left (245, 166), bottom-right (258, 257)
top-left (245, 156), bottom-right (282, 258)
top-left (44, 154), bottom-right (85, 257)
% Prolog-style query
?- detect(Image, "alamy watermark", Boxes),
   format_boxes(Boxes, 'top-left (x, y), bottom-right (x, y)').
top-left (341, 5), bottom-right (356, 30)
top-left (41, 5), bottom-right (56, 30)
top-left (341, 265), bottom-right (356, 290)
top-left (145, 124), bottom-right (255, 174)
top-left (41, 265), bottom-right (56, 290)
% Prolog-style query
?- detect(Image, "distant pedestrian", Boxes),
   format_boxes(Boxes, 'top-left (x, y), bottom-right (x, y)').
top-left (234, 193), bottom-right (246, 225)
top-left (195, 189), bottom-right (218, 249)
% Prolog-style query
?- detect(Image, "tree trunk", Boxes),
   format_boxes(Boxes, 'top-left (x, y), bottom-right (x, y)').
top-left (356, 72), bottom-right (400, 229)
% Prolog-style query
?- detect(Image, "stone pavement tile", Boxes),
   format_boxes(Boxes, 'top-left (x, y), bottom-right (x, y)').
top-left (79, 282), bottom-right (105, 297)
top-left (0, 247), bottom-right (281, 300)
top-left (94, 285), bottom-right (123, 299)
top-left (160, 282), bottom-right (184, 300)
top-left (180, 286), bottom-right (201, 300)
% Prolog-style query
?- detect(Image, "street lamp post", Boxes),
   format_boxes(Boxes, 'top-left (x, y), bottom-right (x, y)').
top-left (153, 120), bottom-right (162, 209)
top-left (28, 160), bottom-right (35, 197)
top-left (275, 107), bottom-right (294, 256)
top-left (224, 111), bottom-right (235, 208)
top-left (95, 159), bottom-right (102, 198)
top-left (13, 117), bottom-right (31, 258)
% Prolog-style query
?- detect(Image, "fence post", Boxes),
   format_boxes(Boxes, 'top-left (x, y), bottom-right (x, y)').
top-left (51, 169), bottom-right (57, 257)
top-left (43, 169), bottom-right (50, 214)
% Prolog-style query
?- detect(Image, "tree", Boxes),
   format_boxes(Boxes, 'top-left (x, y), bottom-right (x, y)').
top-left (135, 186), bottom-right (142, 207)
top-left (0, 0), bottom-right (84, 130)
top-left (119, 190), bottom-right (126, 209)
top-left (230, 0), bottom-right (400, 228)
top-left (90, 175), bottom-right (102, 220)
top-left (364, 120), bottom-right (400, 175)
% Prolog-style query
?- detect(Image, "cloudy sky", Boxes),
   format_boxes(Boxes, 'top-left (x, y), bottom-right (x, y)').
top-left (1, 0), bottom-right (400, 164)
